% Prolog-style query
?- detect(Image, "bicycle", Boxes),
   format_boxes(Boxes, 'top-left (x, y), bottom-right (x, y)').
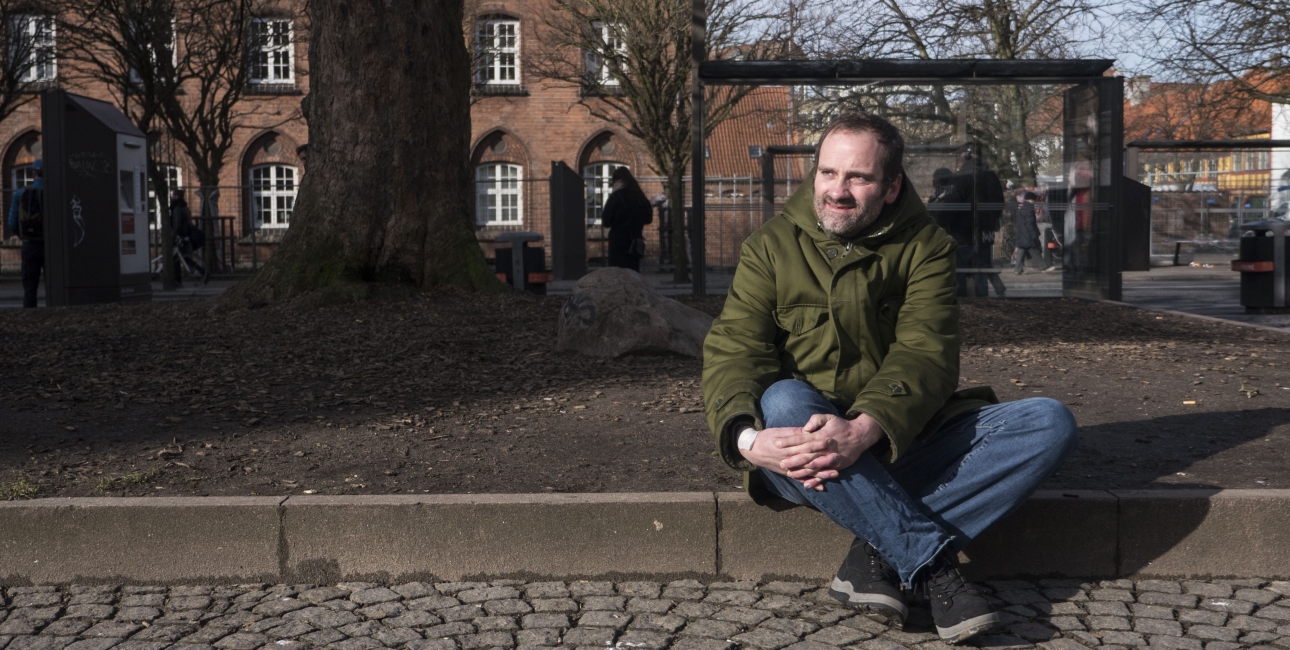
top-left (150, 235), bottom-right (209, 286)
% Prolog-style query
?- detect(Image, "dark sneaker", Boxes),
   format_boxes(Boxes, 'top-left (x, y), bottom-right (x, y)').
top-left (828, 537), bottom-right (908, 627)
top-left (918, 554), bottom-right (1001, 644)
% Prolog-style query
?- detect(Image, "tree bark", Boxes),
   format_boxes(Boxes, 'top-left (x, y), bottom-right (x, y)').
top-left (234, 0), bottom-right (498, 303)
top-left (668, 166), bottom-right (689, 284)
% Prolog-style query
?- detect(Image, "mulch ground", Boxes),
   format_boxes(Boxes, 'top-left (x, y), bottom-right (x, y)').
top-left (1, 289), bottom-right (1287, 499)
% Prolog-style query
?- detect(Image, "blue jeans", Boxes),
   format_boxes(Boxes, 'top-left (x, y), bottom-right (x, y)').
top-left (758, 379), bottom-right (1077, 586)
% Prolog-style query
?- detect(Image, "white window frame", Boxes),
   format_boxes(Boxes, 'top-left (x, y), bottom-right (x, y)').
top-left (583, 162), bottom-right (626, 226)
top-left (147, 165), bottom-right (183, 231)
top-left (475, 17), bottom-right (519, 85)
top-left (475, 163), bottom-right (523, 226)
top-left (249, 164), bottom-right (297, 228)
top-left (10, 15), bottom-right (56, 82)
top-left (128, 19), bottom-right (177, 84)
top-left (584, 21), bottom-right (624, 87)
top-left (11, 165), bottom-right (36, 192)
top-left (249, 18), bottom-right (293, 84)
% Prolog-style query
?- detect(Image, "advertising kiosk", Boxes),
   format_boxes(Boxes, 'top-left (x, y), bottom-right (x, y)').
top-left (40, 90), bottom-right (152, 305)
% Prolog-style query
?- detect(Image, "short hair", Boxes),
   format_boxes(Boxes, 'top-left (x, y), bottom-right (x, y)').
top-left (814, 112), bottom-right (905, 187)
top-left (1023, 191), bottom-right (1038, 201)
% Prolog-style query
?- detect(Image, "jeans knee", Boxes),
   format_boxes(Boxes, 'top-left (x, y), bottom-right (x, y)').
top-left (1028, 397), bottom-right (1079, 461)
top-left (759, 379), bottom-right (832, 428)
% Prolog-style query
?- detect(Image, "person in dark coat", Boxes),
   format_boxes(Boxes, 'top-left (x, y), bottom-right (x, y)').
top-left (944, 149), bottom-right (1006, 297)
top-left (1012, 191), bottom-right (1048, 273)
top-left (601, 167), bottom-right (653, 271)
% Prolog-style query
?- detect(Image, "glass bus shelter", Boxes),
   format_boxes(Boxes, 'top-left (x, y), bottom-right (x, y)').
top-left (691, 59), bottom-right (1126, 301)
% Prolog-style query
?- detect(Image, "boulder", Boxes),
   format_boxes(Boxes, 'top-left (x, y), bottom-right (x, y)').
top-left (557, 267), bottom-right (714, 358)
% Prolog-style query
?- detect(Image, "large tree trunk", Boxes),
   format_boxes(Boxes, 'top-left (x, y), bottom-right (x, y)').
top-left (668, 167), bottom-right (689, 284)
top-left (234, 0), bottom-right (498, 303)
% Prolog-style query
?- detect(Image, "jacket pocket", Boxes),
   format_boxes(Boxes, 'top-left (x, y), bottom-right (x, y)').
top-left (773, 304), bottom-right (830, 335)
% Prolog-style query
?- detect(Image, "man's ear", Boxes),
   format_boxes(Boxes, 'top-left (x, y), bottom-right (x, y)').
top-left (884, 174), bottom-right (903, 204)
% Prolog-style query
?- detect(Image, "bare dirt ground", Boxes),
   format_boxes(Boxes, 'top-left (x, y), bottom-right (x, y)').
top-left (1, 290), bottom-right (1287, 499)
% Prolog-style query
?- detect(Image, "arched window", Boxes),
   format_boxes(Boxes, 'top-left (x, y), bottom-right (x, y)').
top-left (475, 163), bottom-right (522, 226)
top-left (583, 162), bottom-right (625, 226)
top-left (249, 164), bottom-right (297, 228)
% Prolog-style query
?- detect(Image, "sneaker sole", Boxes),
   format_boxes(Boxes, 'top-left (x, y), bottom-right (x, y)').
top-left (828, 577), bottom-right (908, 626)
top-left (936, 611), bottom-right (1002, 644)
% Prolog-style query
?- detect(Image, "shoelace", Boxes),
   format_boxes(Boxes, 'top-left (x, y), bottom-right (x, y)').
top-left (926, 561), bottom-right (973, 606)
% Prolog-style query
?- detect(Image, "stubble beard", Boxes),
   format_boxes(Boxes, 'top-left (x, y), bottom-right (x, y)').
top-left (814, 192), bottom-right (885, 239)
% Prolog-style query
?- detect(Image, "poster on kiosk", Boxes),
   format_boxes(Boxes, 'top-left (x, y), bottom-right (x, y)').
top-left (40, 90), bottom-right (152, 305)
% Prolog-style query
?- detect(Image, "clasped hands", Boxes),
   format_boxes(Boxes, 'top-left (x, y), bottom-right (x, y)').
top-left (742, 413), bottom-right (885, 491)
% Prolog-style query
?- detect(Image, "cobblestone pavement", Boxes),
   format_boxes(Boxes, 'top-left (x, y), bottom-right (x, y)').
top-left (2, 579), bottom-right (1289, 650)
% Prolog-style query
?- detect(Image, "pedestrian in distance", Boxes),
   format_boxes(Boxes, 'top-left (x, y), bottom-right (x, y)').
top-left (600, 167), bottom-right (652, 272)
top-left (7, 159), bottom-right (44, 308)
top-left (702, 112), bottom-right (1078, 645)
top-left (1013, 191), bottom-right (1049, 274)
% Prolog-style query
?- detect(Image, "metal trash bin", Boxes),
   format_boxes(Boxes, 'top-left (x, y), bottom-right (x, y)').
top-left (1232, 220), bottom-right (1288, 313)
top-left (495, 231), bottom-right (551, 295)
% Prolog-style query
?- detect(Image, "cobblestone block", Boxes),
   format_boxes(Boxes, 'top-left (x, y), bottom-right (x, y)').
top-left (338, 620), bottom-right (382, 637)
top-left (485, 600), bottom-right (533, 617)
top-left (797, 608), bottom-right (850, 626)
top-left (679, 620), bottom-right (742, 639)
top-left (1091, 590), bottom-right (1135, 602)
top-left (1189, 625), bottom-right (1240, 642)
top-left (298, 587), bottom-right (347, 604)
top-left (577, 612), bottom-right (630, 630)
top-left (1202, 599), bottom-right (1256, 616)
top-left (732, 628), bottom-right (800, 649)
top-left (1045, 616), bottom-right (1084, 632)
top-left (298, 628), bottom-right (345, 645)
top-left (1240, 632), bottom-right (1282, 644)
top-left (516, 629), bottom-right (560, 646)
top-left (561, 627), bottom-right (615, 646)
top-left (878, 630), bottom-right (938, 644)
top-left (522, 614), bottom-right (569, 630)
top-left (112, 642), bottom-right (169, 650)
top-left (1135, 619), bottom-right (1183, 636)
top-left (531, 600), bottom-right (578, 614)
top-left (130, 625), bottom-right (193, 641)
top-left (7, 638), bottom-right (76, 650)
top-left (407, 640), bottom-right (457, 650)
top-left (459, 588), bottom-right (521, 604)
top-left (1045, 602), bottom-right (1084, 616)
top-left (1178, 609), bottom-right (1226, 626)
top-left (1089, 616), bottom-right (1132, 631)
top-left (751, 596), bottom-right (806, 615)
top-left (704, 592), bottom-right (760, 608)
top-left (9, 597), bottom-right (60, 610)
top-left (568, 583), bottom-right (615, 599)
top-left (998, 590), bottom-right (1047, 606)
top-left (1100, 630), bottom-right (1146, 645)
top-left (211, 633), bottom-right (265, 650)
top-left (1185, 583), bottom-right (1235, 599)
top-left (436, 584), bottom-right (489, 596)
top-left (318, 600), bottom-right (359, 614)
top-left (670, 638), bottom-right (733, 650)
top-left (782, 640), bottom-right (838, 650)
top-left (204, 612), bottom-right (259, 629)
top-left (391, 583), bottom-right (437, 600)
top-left (1236, 590), bottom-right (1281, 606)
top-left (760, 584), bottom-right (811, 597)
top-left (662, 583), bottom-right (705, 602)
top-left (1203, 642), bottom-right (1241, 650)
top-left (478, 616), bottom-right (520, 632)
top-left (67, 595), bottom-right (112, 607)
top-left (1007, 622), bottom-right (1058, 642)
top-left (626, 599), bottom-right (671, 615)
top-left (1138, 581), bottom-right (1184, 594)
top-left (617, 583), bottom-right (660, 599)
top-left (1086, 601), bottom-right (1131, 617)
top-left (836, 617), bottom-right (883, 635)
top-left (524, 584), bottom-right (569, 600)
top-left (81, 622), bottom-right (140, 639)
top-left (408, 595), bottom-right (461, 611)
top-left (0, 620), bottom-right (42, 636)
top-left (62, 640), bottom-right (119, 650)
top-left (424, 623), bottom-right (476, 638)
top-left (283, 607), bottom-right (358, 628)
top-left (166, 597), bottom-right (211, 611)
top-left (117, 597), bottom-right (163, 609)
top-left (331, 637), bottom-right (383, 650)
top-left (373, 626), bottom-right (423, 646)
top-left (37, 620), bottom-right (90, 637)
top-left (1140, 593), bottom-right (1201, 608)
top-left (1131, 604), bottom-right (1176, 620)
top-left (672, 604), bottom-right (719, 620)
top-left (1225, 615), bottom-right (1277, 631)
top-left (113, 609), bottom-right (159, 623)
top-left (1149, 634), bottom-right (1203, 650)
top-left (264, 619), bottom-right (314, 638)
top-left (961, 634), bottom-right (1028, 650)
top-left (356, 601), bottom-right (404, 619)
top-left (178, 626), bottom-right (232, 645)
top-left (1268, 583), bottom-right (1290, 596)
top-left (1257, 606), bottom-right (1290, 622)
top-left (804, 625), bottom-right (871, 646)
top-left (630, 615), bottom-right (686, 634)
top-left (439, 605), bottom-right (486, 622)
top-left (1041, 588), bottom-right (1088, 603)
top-left (12, 610), bottom-right (59, 623)
top-left (712, 607), bottom-right (772, 627)
top-left (615, 631), bottom-right (671, 650)
top-left (856, 638), bottom-right (906, 650)
top-left (1068, 631), bottom-right (1102, 647)
top-left (250, 598), bottom-right (307, 617)
top-left (1038, 639), bottom-right (1088, 650)
top-left (579, 597), bottom-right (624, 612)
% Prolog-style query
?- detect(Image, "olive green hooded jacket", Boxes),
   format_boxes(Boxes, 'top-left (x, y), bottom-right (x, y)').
top-left (702, 176), bottom-right (998, 503)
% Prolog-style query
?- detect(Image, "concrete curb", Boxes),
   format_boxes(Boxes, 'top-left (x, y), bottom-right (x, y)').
top-left (1103, 299), bottom-right (1290, 335)
top-left (1, 489), bottom-right (1287, 585)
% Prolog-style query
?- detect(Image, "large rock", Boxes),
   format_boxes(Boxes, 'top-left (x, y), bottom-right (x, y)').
top-left (557, 268), bottom-right (714, 358)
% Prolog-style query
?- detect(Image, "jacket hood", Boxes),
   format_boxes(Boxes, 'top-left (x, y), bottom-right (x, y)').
top-left (780, 170), bottom-right (931, 248)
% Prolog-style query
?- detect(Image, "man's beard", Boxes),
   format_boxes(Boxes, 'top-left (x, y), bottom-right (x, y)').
top-left (814, 191), bottom-right (885, 239)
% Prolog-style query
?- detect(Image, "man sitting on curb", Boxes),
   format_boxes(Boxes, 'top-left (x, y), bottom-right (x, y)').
top-left (702, 112), bottom-right (1078, 644)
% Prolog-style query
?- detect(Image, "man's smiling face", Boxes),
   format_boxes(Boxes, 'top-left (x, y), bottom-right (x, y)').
top-left (813, 129), bottom-right (903, 239)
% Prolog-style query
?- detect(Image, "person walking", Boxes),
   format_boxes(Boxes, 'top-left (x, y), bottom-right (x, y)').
top-left (703, 113), bottom-right (1076, 645)
top-left (1013, 191), bottom-right (1048, 274)
top-left (7, 159), bottom-right (44, 308)
top-left (600, 167), bottom-right (652, 272)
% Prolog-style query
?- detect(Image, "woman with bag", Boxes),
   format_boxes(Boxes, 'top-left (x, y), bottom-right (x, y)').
top-left (600, 167), bottom-right (652, 271)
